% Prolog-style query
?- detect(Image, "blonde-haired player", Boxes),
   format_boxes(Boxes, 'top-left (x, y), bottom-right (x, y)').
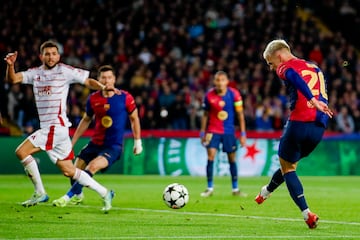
top-left (255, 39), bottom-right (333, 228)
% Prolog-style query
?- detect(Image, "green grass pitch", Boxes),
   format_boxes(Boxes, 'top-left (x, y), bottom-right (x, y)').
top-left (0, 175), bottom-right (359, 239)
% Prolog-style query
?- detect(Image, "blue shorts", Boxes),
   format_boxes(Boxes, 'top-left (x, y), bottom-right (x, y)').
top-left (278, 121), bottom-right (325, 163)
top-left (207, 133), bottom-right (238, 153)
top-left (77, 141), bottom-right (122, 172)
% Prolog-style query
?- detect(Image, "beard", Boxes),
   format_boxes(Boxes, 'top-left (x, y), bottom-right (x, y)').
top-left (44, 61), bottom-right (58, 69)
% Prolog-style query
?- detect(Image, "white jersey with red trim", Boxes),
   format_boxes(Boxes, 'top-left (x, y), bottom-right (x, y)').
top-left (22, 63), bottom-right (89, 128)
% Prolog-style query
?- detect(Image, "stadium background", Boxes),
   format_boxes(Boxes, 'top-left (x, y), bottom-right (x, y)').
top-left (0, 0), bottom-right (359, 176)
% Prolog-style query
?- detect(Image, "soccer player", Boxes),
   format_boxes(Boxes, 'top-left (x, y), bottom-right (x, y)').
top-left (254, 39), bottom-right (333, 228)
top-left (4, 40), bottom-right (117, 211)
top-left (200, 71), bottom-right (247, 197)
top-left (52, 65), bottom-right (143, 208)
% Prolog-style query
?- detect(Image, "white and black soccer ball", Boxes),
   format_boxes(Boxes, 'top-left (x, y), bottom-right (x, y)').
top-left (163, 183), bottom-right (189, 209)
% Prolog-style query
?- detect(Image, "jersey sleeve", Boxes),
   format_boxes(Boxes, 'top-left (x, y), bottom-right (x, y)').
top-left (277, 62), bottom-right (314, 100)
top-left (230, 88), bottom-right (243, 111)
top-left (62, 63), bottom-right (90, 85)
top-left (125, 91), bottom-right (137, 113)
top-left (21, 69), bottom-right (36, 85)
top-left (285, 68), bottom-right (314, 100)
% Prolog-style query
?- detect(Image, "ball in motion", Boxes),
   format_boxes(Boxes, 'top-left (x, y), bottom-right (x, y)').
top-left (163, 183), bottom-right (189, 209)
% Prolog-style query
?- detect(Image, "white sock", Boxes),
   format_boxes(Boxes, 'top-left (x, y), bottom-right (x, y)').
top-left (21, 155), bottom-right (46, 194)
top-left (62, 195), bottom-right (70, 202)
top-left (261, 186), bottom-right (270, 197)
top-left (73, 168), bottom-right (107, 197)
top-left (302, 208), bottom-right (310, 220)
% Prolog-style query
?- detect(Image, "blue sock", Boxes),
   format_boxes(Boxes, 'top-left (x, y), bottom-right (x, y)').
top-left (66, 170), bottom-right (93, 198)
top-left (267, 168), bottom-right (284, 192)
top-left (229, 162), bottom-right (238, 189)
top-left (283, 171), bottom-right (308, 211)
top-left (206, 160), bottom-right (214, 189)
top-left (66, 182), bottom-right (81, 198)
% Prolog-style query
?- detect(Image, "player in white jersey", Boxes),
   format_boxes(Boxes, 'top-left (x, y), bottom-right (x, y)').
top-left (4, 40), bottom-right (115, 212)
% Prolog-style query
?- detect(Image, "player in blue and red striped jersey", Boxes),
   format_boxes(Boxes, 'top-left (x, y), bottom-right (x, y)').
top-left (200, 71), bottom-right (247, 197)
top-left (52, 65), bottom-right (142, 211)
top-left (255, 39), bottom-right (333, 229)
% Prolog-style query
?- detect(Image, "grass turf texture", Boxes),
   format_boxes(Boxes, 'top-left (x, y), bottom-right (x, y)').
top-left (0, 175), bottom-right (359, 239)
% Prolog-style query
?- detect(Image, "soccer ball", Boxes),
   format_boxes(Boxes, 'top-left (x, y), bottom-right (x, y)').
top-left (163, 183), bottom-right (189, 209)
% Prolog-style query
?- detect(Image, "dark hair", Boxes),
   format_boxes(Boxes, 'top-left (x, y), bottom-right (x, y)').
top-left (97, 65), bottom-right (115, 77)
top-left (214, 70), bottom-right (228, 78)
top-left (39, 40), bottom-right (59, 54)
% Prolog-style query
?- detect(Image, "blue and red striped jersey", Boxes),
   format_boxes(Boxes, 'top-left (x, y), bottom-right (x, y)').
top-left (277, 58), bottom-right (329, 126)
top-left (87, 90), bottom-right (136, 146)
top-left (203, 87), bottom-right (243, 134)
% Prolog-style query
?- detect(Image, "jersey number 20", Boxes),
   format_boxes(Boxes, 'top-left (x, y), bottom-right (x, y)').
top-left (302, 63), bottom-right (328, 100)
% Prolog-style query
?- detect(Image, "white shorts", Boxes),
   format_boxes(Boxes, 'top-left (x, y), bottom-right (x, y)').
top-left (28, 126), bottom-right (74, 163)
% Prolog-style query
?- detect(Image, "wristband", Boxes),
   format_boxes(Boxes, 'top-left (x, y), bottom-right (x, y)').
top-left (134, 139), bottom-right (142, 147)
top-left (200, 131), bottom-right (205, 138)
top-left (133, 139), bottom-right (143, 155)
top-left (241, 131), bottom-right (246, 137)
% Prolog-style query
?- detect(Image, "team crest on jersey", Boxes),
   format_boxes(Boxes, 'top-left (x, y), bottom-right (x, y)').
top-left (101, 115), bottom-right (113, 128)
top-left (38, 86), bottom-right (52, 96)
top-left (104, 104), bottom-right (110, 111)
top-left (217, 110), bottom-right (228, 120)
top-left (219, 100), bottom-right (225, 107)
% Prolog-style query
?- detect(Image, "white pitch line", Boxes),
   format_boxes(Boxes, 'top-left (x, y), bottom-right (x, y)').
top-left (123, 207), bottom-right (360, 226)
top-left (61, 204), bottom-right (360, 226)
top-left (13, 236), bottom-right (360, 240)
top-left (21, 202), bottom-right (360, 227)
top-left (19, 202), bottom-right (360, 227)
top-left (13, 203), bottom-right (360, 239)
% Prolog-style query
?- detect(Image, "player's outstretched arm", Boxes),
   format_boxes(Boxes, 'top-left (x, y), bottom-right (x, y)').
top-left (236, 109), bottom-right (247, 147)
top-left (71, 114), bottom-right (92, 147)
top-left (200, 111), bottom-right (209, 146)
top-left (84, 78), bottom-right (120, 94)
top-left (129, 109), bottom-right (143, 155)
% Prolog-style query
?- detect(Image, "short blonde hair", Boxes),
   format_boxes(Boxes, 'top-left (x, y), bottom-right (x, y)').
top-left (263, 39), bottom-right (291, 60)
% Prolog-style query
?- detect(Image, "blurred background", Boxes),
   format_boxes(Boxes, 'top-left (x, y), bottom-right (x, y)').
top-left (0, 0), bottom-right (359, 136)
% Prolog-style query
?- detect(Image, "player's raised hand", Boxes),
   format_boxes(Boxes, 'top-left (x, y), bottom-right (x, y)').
top-left (4, 51), bottom-right (18, 65)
